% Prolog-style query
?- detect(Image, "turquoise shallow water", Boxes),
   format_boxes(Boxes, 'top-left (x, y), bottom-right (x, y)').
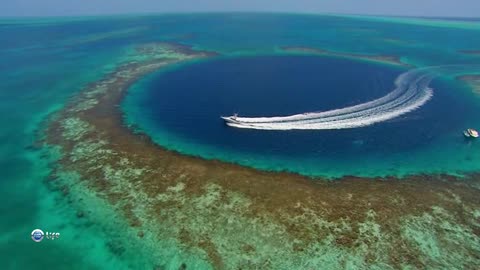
top-left (1, 13), bottom-right (480, 269)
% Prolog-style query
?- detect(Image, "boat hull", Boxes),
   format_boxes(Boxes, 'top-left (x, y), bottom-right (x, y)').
top-left (221, 116), bottom-right (241, 124)
top-left (464, 129), bottom-right (479, 138)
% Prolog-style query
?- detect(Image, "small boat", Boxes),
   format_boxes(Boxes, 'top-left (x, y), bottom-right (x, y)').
top-left (221, 113), bottom-right (240, 124)
top-left (464, 128), bottom-right (479, 138)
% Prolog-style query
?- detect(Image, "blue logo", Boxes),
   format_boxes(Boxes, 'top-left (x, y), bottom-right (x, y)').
top-left (31, 229), bottom-right (44, 242)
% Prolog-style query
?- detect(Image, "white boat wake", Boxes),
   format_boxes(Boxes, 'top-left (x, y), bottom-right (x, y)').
top-left (221, 67), bottom-right (437, 130)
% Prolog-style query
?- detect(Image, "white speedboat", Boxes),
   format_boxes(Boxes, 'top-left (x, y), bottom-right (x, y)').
top-left (221, 113), bottom-right (240, 124)
top-left (464, 128), bottom-right (479, 138)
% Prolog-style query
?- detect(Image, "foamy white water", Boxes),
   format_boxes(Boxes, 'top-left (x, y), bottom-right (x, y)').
top-left (224, 68), bottom-right (436, 130)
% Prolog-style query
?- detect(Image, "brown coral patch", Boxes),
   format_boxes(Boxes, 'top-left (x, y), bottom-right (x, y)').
top-left (280, 46), bottom-right (413, 67)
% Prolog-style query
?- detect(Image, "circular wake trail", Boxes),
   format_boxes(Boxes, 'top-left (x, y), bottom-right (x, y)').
top-left (225, 67), bottom-right (442, 130)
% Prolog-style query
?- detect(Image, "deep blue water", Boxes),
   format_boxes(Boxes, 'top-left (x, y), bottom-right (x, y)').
top-left (124, 55), bottom-right (479, 177)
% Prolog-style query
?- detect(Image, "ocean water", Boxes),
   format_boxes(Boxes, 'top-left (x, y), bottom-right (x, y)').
top-left (0, 13), bottom-right (480, 269)
top-left (123, 55), bottom-right (480, 177)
